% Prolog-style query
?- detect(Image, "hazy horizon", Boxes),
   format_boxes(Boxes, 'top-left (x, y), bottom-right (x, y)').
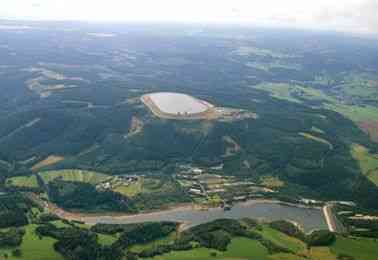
top-left (1, 0), bottom-right (378, 35)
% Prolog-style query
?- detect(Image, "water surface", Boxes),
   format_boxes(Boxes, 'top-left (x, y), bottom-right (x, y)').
top-left (148, 92), bottom-right (210, 114)
top-left (89, 201), bottom-right (327, 233)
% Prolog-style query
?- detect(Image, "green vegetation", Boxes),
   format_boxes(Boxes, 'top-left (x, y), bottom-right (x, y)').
top-left (48, 180), bottom-right (137, 212)
top-left (331, 235), bottom-right (378, 260)
top-left (351, 144), bottom-right (378, 185)
top-left (327, 103), bottom-right (378, 123)
top-left (132, 177), bottom-right (192, 211)
top-left (97, 234), bottom-right (119, 246)
top-left (5, 175), bottom-right (39, 189)
top-left (113, 177), bottom-right (143, 197)
top-left (36, 223), bottom-right (124, 260)
top-left (306, 230), bottom-right (336, 247)
top-left (251, 83), bottom-right (329, 104)
top-left (0, 228), bottom-right (25, 248)
top-left (268, 221), bottom-right (306, 242)
top-left (0, 224), bottom-right (63, 260)
top-left (2, 25), bottom-right (378, 260)
top-left (129, 232), bottom-right (176, 254)
top-left (39, 169), bottom-right (109, 185)
top-left (251, 82), bottom-right (378, 124)
top-left (259, 176), bottom-right (285, 188)
top-left (150, 238), bottom-right (270, 260)
top-left (257, 226), bottom-right (306, 253)
top-left (0, 194), bottom-right (31, 228)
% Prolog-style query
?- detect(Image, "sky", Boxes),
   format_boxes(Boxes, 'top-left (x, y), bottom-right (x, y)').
top-left (1, 0), bottom-right (378, 35)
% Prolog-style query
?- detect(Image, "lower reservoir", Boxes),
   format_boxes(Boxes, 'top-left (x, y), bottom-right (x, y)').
top-left (85, 200), bottom-right (328, 233)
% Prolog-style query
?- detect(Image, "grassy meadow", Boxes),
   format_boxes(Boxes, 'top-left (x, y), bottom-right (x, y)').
top-left (38, 169), bottom-right (109, 185)
top-left (351, 144), bottom-right (378, 185)
top-left (5, 175), bottom-right (39, 189)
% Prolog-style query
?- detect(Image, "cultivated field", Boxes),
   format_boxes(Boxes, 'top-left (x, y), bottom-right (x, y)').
top-left (149, 238), bottom-right (269, 260)
top-left (38, 169), bottom-right (109, 185)
top-left (0, 225), bottom-right (63, 260)
top-left (5, 175), bottom-right (39, 189)
top-left (31, 155), bottom-right (65, 171)
top-left (351, 144), bottom-right (378, 186)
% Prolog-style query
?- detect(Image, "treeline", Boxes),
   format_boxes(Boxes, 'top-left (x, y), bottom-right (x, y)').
top-left (36, 221), bottom-right (178, 260)
top-left (0, 228), bottom-right (25, 248)
top-left (0, 193), bottom-right (33, 228)
top-left (137, 219), bottom-right (292, 258)
top-left (36, 224), bottom-right (124, 260)
top-left (269, 220), bottom-right (335, 246)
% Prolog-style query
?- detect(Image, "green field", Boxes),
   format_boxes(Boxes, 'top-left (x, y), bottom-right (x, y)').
top-left (97, 233), bottom-right (118, 246)
top-left (251, 83), bottom-right (330, 104)
top-left (351, 144), bottom-right (378, 185)
top-left (259, 176), bottom-right (285, 188)
top-left (0, 225), bottom-right (63, 260)
top-left (5, 175), bottom-right (39, 188)
top-left (251, 82), bottom-right (378, 123)
top-left (330, 235), bottom-right (378, 260)
top-left (257, 225), bottom-right (306, 253)
top-left (149, 237), bottom-right (269, 260)
top-left (113, 177), bottom-right (143, 197)
top-left (129, 232), bottom-right (176, 254)
top-left (38, 169), bottom-right (109, 185)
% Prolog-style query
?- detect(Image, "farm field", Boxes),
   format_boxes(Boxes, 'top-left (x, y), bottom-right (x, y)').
top-left (31, 156), bottom-right (65, 171)
top-left (129, 232), bottom-right (177, 254)
top-left (351, 144), bottom-right (378, 185)
top-left (149, 237), bottom-right (270, 260)
top-left (5, 175), bottom-right (39, 188)
top-left (113, 177), bottom-right (144, 197)
top-left (330, 235), bottom-right (378, 260)
top-left (0, 225), bottom-right (63, 260)
top-left (148, 235), bottom-right (378, 260)
top-left (256, 225), bottom-right (306, 253)
top-left (250, 82), bottom-right (378, 124)
top-left (38, 169), bottom-right (109, 185)
top-left (97, 233), bottom-right (119, 246)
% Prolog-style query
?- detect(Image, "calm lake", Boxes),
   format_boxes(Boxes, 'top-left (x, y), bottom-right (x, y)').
top-left (85, 200), bottom-right (328, 233)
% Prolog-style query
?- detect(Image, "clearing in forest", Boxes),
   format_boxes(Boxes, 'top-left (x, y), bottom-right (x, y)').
top-left (351, 144), bottom-right (378, 186)
top-left (31, 155), bottom-right (65, 171)
top-left (299, 132), bottom-right (333, 150)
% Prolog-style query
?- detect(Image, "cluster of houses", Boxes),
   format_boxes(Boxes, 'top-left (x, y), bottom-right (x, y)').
top-left (176, 164), bottom-right (276, 206)
top-left (96, 175), bottom-right (139, 191)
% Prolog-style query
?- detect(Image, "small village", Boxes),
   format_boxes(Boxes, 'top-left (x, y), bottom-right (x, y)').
top-left (96, 175), bottom-right (140, 191)
top-left (175, 164), bottom-right (276, 208)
